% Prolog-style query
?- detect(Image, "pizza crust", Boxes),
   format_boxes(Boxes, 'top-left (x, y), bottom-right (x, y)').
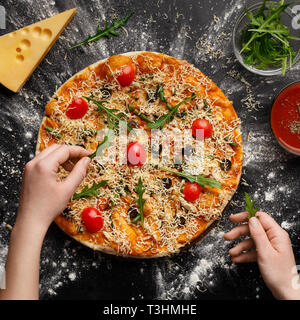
top-left (36, 51), bottom-right (243, 258)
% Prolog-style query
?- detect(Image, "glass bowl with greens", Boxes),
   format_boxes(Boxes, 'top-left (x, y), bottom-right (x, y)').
top-left (233, 0), bottom-right (300, 76)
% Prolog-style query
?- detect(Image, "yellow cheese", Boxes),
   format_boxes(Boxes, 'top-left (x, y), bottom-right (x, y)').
top-left (0, 8), bottom-right (77, 92)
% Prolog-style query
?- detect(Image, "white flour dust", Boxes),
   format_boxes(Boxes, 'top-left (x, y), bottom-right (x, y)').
top-left (155, 228), bottom-right (237, 299)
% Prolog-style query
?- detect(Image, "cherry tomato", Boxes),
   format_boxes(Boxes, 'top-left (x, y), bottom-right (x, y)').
top-left (66, 98), bottom-right (88, 119)
top-left (127, 142), bottom-right (147, 166)
top-left (81, 207), bottom-right (103, 233)
top-left (117, 64), bottom-right (136, 86)
top-left (183, 182), bottom-right (202, 202)
top-left (192, 119), bottom-right (213, 139)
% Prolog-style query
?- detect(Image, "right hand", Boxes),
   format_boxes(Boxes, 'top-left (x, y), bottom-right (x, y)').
top-left (224, 211), bottom-right (300, 300)
top-left (17, 144), bottom-right (90, 233)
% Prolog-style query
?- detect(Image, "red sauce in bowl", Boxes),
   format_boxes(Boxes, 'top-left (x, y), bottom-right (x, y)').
top-left (271, 82), bottom-right (300, 155)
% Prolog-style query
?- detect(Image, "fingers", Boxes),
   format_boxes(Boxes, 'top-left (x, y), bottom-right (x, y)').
top-left (44, 145), bottom-right (90, 171)
top-left (248, 217), bottom-right (273, 253)
top-left (229, 238), bottom-right (255, 257)
top-left (224, 224), bottom-right (250, 241)
top-left (256, 211), bottom-right (291, 251)
top-left (229, 212), bottom-right (249, 223)
top-left (63, 157), bottom-right (91, 194)
top-left (32, 144), bottom-right (61, 162)
top-left (256, 211), bottom-right (284, 235)
top-left (231, 251), bottom-right (257, 263)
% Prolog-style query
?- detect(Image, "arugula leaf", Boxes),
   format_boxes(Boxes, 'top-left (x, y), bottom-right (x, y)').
top-left (244, 192), bottom-right (259, 219)
top-left (148, 93), bottom-right (196, 129)
top-left (70, 13), bottom-right (134, 49)
top-left (240, 1), bottom-right (299, 75)
top-left (89, 135), bottom-right (109, 159)
top-left (224, 137), bottom-right (237, 146)
top-left (84, 96), bottom-right (133, 132)
top-left (73, 180), bottom-right (108, 200)
top-left (45, 126), bottom-right (62, 139)
top-left (161, 167), bottom-right (222, 189)
top-left (132, 178), bottom-right (146, 228)
top-left (128, 105), bottom-right (154, 123)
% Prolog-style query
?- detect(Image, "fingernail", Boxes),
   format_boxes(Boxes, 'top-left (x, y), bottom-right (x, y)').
top-left (83, 157), bottom-right (91, 165)
top-left (249, 217), bottom-right (259, 228)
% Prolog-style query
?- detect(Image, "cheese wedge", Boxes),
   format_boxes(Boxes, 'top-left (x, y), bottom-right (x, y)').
top-left (0, 8), bottom-right (77, 92)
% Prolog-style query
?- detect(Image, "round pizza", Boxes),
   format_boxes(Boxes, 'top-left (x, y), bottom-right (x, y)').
top-left (36, 51), bottom-right (243, 258)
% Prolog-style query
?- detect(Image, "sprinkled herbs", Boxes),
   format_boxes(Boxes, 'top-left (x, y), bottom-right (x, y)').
top-left (70, 13), bottom-right (134, 49)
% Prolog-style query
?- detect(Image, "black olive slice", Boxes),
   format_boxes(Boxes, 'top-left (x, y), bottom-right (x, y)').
top-left (128, 207), bottom-right (139, 219)
top-left (128, 121), bottom-right (138, 129)
top-left (162, 177), bottom-right (172, 189)
top-left (220, 159), bottom-right (232, 171)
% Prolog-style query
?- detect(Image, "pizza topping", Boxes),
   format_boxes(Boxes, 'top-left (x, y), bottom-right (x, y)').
top-left (132, 178), bottom-right (146, 227)
top-left (85, 97), bottom-right (133, 132)
top-left (127, 142), bottom-right (147, 166)
top-left (45, 126), bottom-right (62, 139)
top-left (128, 121), bottom-right (139, 129)
top-left (117, 63), bottom-right (136, 86)
top-left (128, 105), bottom-right (154, 124)
top-left (162, 177), bottom-right (172, 189)
top-left (66, 98), bottom-right (89, 120)
top-left (162, 167), bottom-right (222, 189)
top-left (220, 159), bottom-right (232, 171)
top-left (183, 182), bottom-right (202, 202)
top-left (81, 207), bottom-right (104, 233)
top-left (128, 207), bottom-right (139, 220)
top-left (192, 118), bottom-right (213, 139)
top-left (73, 181), bottom-right (108, 200)
top-left (148, 93), bottom-right (196, 129)
top-left (178, 216), bottom-right (186, 226)
top-left (100, 87), bottom-right (112, 99)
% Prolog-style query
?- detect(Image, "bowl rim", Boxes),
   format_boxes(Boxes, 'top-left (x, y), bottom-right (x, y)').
top-left (270, 80), bottom-right (300, 156)
top-left (232, 1), bottom-right (300, 76)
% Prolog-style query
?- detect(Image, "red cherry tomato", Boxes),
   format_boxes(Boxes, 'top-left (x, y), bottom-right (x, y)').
top-left (81, 207), bottom-right (103, 233)
top-left (117, 64), bottom-right (136, 86)
top-left (66, 98), bottom-right (88, 119)
top-left (192, 119), bottom-right (213, 139)
top-left (127, 142), bottom-right (147, 166)
top-left (183, 182), bottom-right (202, 202)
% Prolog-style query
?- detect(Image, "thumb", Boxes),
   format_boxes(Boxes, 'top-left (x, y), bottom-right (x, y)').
top-left (249, 217), bottom-right (273, 255)
top-left (63, 157), bottom-right (90, 194)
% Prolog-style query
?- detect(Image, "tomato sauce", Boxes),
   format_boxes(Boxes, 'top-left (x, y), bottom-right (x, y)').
top-left (271, 82), bottom-right (300, 155)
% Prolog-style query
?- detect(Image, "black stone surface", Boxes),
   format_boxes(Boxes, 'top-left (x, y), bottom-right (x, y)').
top-left (0, 0), bottom-right (299, 300)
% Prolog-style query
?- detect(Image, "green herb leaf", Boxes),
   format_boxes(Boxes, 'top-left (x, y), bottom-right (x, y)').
top-left (45, 126), bottom-right (62, 139)
top-left (70, 13), bottom-right (134, 49)
top-left (240, 1), bottom-right (299, 75)
top-left (161, 167), bottom-right (222, 189)
top-left (84, 96), bottom-right (133, 132)
top-left (89, 135), bottom-right (110, 159)
top-left (133, 177), bottom-right (146, 228)
top-left (73, 180), bottom-right (108, 200)
top-left (148, 93), bottom-right (196, 129)
top-left (224, 137), bottom-right (237, 146)
top-left (128, 105), bottom-right (154, 123)
top-left (244, 192), bottom-right (259, 219)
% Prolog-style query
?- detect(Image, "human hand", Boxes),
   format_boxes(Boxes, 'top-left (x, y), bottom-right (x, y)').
top-left (224, 211), bottom-right (300, 300)
top-left (16, 144), bottom-right (90, 234)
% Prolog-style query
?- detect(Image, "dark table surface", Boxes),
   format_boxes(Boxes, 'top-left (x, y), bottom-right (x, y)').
top-left (0, 0), bottom-right (299, 300)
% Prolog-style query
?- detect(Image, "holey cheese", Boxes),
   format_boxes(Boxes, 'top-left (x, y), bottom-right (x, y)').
top-left (0, 8), bottom-right (76, 92)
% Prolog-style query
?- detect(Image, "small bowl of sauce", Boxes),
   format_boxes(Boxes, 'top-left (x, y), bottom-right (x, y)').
top-left (271, 82), bottom-right (300, 155)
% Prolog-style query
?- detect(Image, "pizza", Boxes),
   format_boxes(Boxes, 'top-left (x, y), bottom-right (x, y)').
top-left (37, 52), bottom-right (243, 258)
